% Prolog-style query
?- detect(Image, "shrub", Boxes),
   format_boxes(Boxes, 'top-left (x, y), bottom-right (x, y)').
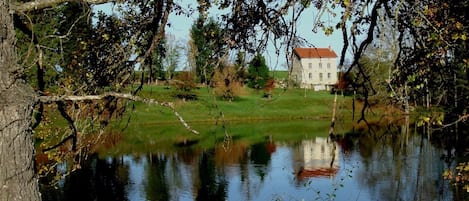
top-left (172, 72), bottom-right (198, 101)
top-left (247, 54), bottom-right (270, 90)
top-left (212, 66), bottom-right (243, 101)
top-left (263, 78), bottom-right (275, 99)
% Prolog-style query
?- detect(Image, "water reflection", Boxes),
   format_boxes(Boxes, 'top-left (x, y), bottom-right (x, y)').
top-left (145, 154), bottom-right (169, 201)
top-left (294, 138), bottom-right (339, 181)
top-left (350, 133), bottom-right (453, 201)
top-left (41, 156), bottom-right (129, 201)
top-left (41, 131), bottom-right (455, 201)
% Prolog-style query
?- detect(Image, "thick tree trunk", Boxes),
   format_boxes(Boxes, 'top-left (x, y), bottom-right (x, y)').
top-left (0, 1), bottom-right (41, 200)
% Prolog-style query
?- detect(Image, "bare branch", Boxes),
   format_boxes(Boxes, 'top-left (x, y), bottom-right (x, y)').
top-left (38, 92), bottom-right (200, 135)
top-left (432, 114), bottom-right (469, 131)
top-left (56, 101), bottom-right (78, 151)
top-left (42, 134), bottom-right (75, 152)
top-left (11, 0), bottom-right (117, 13)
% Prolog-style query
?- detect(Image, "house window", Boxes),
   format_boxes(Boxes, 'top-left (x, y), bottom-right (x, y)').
top-left (319, 63), bottom-right (323, 69)
top-left (308, 63), bottom-right (312, 69)
top-left (319, 73), bottom-right (323, 81)
top-left (327, 73), bottom-right (331, 79)
top-left (309, 73), bottom-right (312, 79)
top-left (327, 63), bottom-right (331, 69)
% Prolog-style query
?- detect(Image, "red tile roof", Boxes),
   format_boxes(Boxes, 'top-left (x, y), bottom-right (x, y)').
top-left (293, 47), bottom-right (337, 58)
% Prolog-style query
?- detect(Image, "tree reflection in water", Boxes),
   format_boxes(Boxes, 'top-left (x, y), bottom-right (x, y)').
top-left (145, 154), bottom-right (169, 201)
top-left (196, 151), bottom-right (227, 201)
top-left (40, 124), bottom-right (460, 201)
top-left (335, 125), bottom-right (454, 201)
top-left (249, 142), bottom-right (273, 181)
top-left (41, 155), bottom-right (129, 201)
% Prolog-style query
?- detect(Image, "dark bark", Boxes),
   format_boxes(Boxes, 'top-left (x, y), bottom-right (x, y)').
top-left (0, 0), bottom-right (41, 200)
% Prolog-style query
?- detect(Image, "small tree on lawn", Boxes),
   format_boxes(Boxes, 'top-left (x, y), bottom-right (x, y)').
top-left (212, 65), bottom-right (243, 101)
top-left (247, 54), bottom-right (270, 90)
top-left (173, 72), bottom-right (198, 101)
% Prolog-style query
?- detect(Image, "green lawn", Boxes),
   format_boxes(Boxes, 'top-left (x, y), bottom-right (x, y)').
top-left (270, 70), bottom-right (289, 80)
top-left (127, 85), bottom-right (354, 124)
top-left (96, 85), bottom-right (358, 155)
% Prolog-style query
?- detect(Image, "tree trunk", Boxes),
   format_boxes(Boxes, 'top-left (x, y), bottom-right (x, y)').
top-left (0, 1), bottom-right (41, 200)
top-left (328, 91), bottom-right (338, 136)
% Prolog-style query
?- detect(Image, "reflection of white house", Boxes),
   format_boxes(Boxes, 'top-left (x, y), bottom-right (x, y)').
top-left (290, 47), bottom-right (338, 90)
top-left (295, 137), bottom-right (339, 180)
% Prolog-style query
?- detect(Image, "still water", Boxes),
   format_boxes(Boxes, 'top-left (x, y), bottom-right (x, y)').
top-left (41, 121), bottom-right (457, 201)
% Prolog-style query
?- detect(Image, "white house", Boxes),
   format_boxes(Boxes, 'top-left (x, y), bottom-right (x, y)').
top-left (290, 47), bottom-right (338, 90)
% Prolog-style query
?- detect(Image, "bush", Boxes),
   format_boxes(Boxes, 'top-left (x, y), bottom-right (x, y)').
top-left (247, 54), bottom-right (270, 90)
top-left (263, 78), bottom-right (275, 99)
top-left (212, 66), bottom-right (243, 101)
top-left (172, 72), bottom-right (198, 101)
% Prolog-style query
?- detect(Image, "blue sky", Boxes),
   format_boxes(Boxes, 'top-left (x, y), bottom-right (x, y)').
top-left (166, 1), bottom-right (346, 70)
top-left (95, 1), bottom-right (346, 70)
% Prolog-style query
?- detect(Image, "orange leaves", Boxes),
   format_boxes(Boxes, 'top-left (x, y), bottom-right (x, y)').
top-left (212, 66), bottom-right (244, 101)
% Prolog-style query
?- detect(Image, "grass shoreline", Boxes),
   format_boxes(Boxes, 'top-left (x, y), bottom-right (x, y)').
top-left (39, 85), bottom-right (399, 156)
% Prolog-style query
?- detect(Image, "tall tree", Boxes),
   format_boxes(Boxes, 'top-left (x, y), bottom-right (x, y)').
top-left (148, 38), bottom-right (166, 83)
top-left (1, 1), bottom-right (41, 199)
top-left (190, 17), bottom-right (226, 85)
top-left (162, 34), bottom-right (183, 80)
top-left (247, 54), bottom-right (270, 90)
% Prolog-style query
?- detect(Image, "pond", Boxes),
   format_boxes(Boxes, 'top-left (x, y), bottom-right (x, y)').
top-left (40, 120), bottom-right (460, 201)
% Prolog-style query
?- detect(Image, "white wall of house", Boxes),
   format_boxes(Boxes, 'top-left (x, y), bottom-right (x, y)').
top-left (291, 56), bottom-right (338, 90)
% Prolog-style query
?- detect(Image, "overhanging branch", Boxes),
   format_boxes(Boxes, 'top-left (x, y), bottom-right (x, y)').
top-left (38, 92), bottom-right (199, 135)
top-left (11, 0), bottom-right (117, 13)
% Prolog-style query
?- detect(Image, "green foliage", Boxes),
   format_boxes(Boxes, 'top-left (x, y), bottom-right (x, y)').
top-left (356, 48), bottom-right (394, 104)
top-left (234, 51), bottom-right (246, 69)
top-left (77, 14), bottom-right (133, 92)
top-left (414, 107), bottom-right (445, 127)
top-left (146, 34), bottom-right (183, 82)
top-left (16, 3), bottom-right (135, 94)
top-left (247, 54), bottom-right (270, 90)
top-left (15, 2), bottom-right (92, 93)
top-left (147, 38), bottom-right (166, 82)
top-left (190, 17), bottom-right (226, 84)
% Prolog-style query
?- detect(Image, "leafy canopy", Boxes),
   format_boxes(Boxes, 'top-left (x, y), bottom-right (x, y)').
top-left (247, 54), bottom-right (270, 90)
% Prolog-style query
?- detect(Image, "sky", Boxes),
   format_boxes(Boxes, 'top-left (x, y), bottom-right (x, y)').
top-left (95, 1), bottom-right (346, 71)
top-left (165, 1), bottom-right (346, 71)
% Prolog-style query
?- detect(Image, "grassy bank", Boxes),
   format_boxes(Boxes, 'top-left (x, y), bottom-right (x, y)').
top-left (94, 85), bottom-right (362, 155)
top-left (127, 85), bottom-right (355, 124)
